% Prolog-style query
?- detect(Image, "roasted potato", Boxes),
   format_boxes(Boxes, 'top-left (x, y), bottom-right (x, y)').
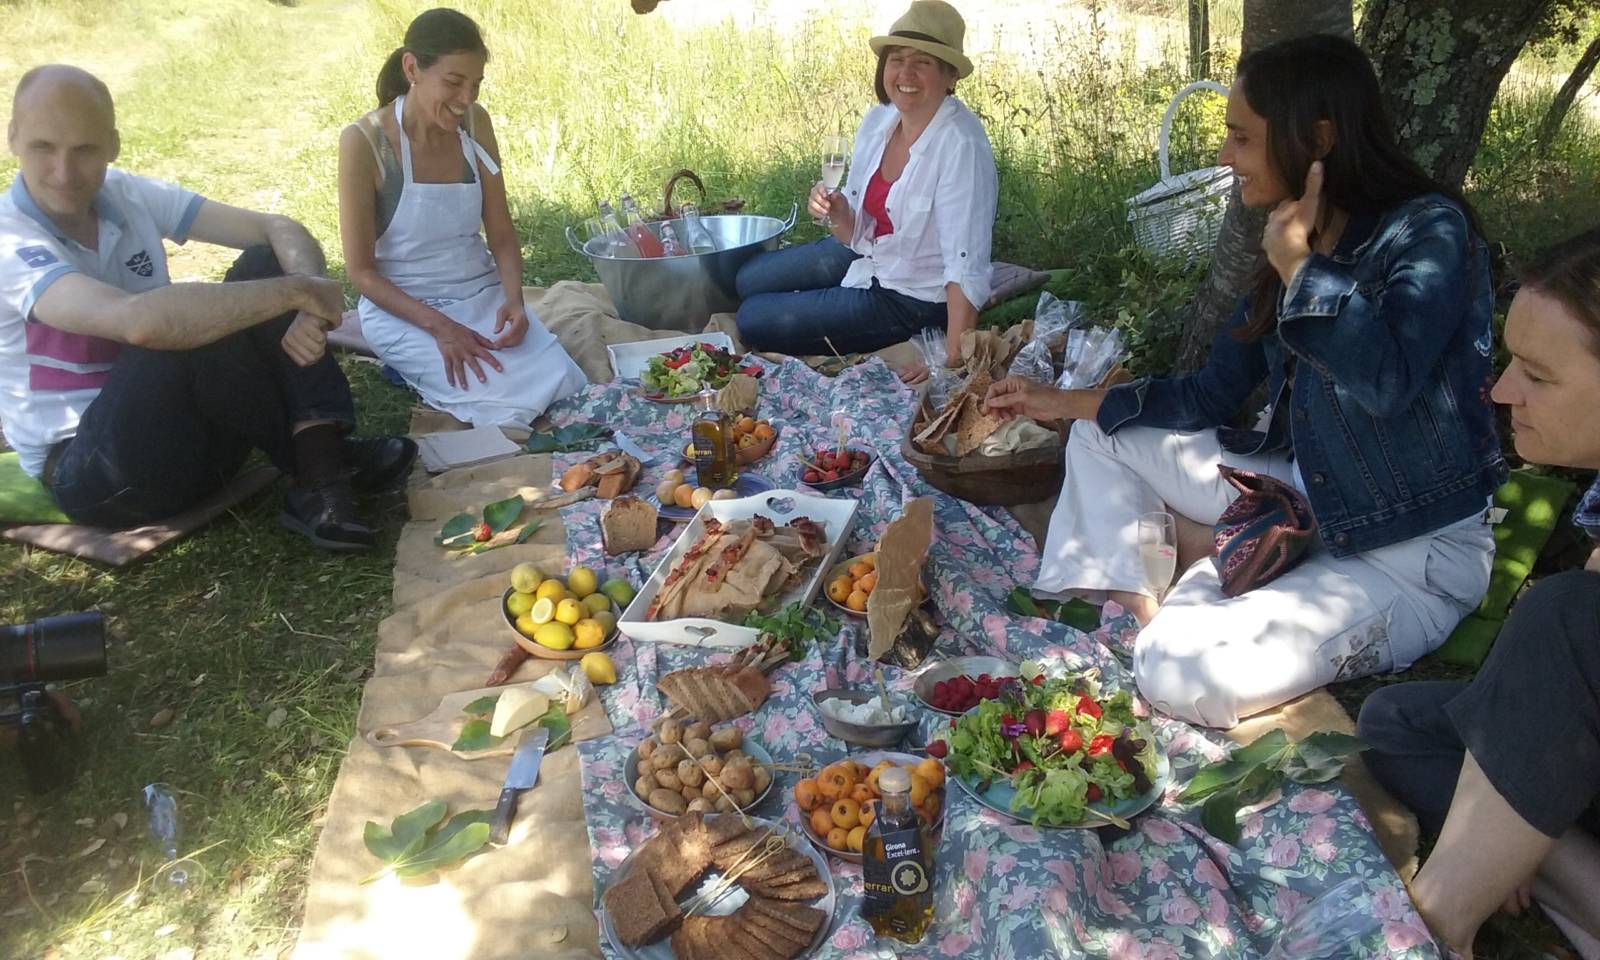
top-left (701, 780), bottom-right (722, 801)
top-left (752, 765), bottom-right (772, 793)
top-left (650, 752), bottom-right (676, 772)
top-left (721, 758), bottom-right (755, 791)
top-left (658, 718), bottom-right (683, 745)
top-left (687, 798), bottom-right (712, 814)
top-left (653, 769), bottom-right (682, 792)
top-left (684, 721), bottom-right (712, 742)
top-left (684, 737), bottom-right (712, 759)
top-left (709, 727), bottom-right (744, 751)
top-left (648, 789), bottom-right (688, 815)
top-left (714, 796), bottom-right (736, 813)
top-left (634, 776), bottom-right (655, 798)
top-left (677, 759), bottom-right (706, 788)
top-left (732, 788), bottom-right (755, 807)
top-left (699, 755), bottom-right (724, 777)
top-left (636, 737), bottom-right (657, 759)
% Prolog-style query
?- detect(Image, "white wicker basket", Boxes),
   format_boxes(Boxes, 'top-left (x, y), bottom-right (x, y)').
top-left (1126, 80), bottom-right (1234, 261)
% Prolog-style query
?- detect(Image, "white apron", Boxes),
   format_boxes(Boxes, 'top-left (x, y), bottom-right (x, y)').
top-left (357, 95), bottom-right (586, 428)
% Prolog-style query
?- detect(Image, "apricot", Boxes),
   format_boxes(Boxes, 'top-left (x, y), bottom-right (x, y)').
top-left (817, 764), bottom-right (854, 800)
top-left (673, 484), bottom-right (695, 508)
top-left (848, 560), bottom-right (872, 580)
top-left (866, 761), bottom-right (895, 794)
top-left (830, 798), bottom-right (861, 830)
top-left (908, 772), bottom-right (932, 807)
top-left (826, 576), bottom-right (853, 604)
top-left (794, 778), bottom-right (821, 812)
top-left (851, 760), bottom-right (872, 781)
top-left (857, 570), bottom-right (878, 594)
top-left (847, 826), bottom-right (867, 853)
top-left (753, 422), bottom-right (775, 441)
top-left (735, 416), bottom-right (756, 436)
top-left (920, 793), bottom-right (942, 822)
top-left (860, 800), bottom-right (877, 828)
top-left (827, 826), bottom-right (850, 850)
top-left (915, 758), bottom-right (946, 790)
top-left (846, 590), bottom-right (868, 612)
top-left (850, 782), bottom-right (875, 805)
top-left (809, 806), bottom-right (835, 837)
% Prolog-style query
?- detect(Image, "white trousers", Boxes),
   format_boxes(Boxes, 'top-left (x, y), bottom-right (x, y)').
top-left (1037, 421), bottom-right (1494, 727)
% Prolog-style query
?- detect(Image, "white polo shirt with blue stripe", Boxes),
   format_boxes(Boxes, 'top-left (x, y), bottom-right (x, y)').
top-left (0, 169), bottom-right (203, 476)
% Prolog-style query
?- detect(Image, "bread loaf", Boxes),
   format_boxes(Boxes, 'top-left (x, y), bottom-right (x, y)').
top-left (658, 665), bottom-right (770, 722)
top-left (602, 495), bottom-right (659, 555)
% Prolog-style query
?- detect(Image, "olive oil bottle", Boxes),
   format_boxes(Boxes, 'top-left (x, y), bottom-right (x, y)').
top-left (690, 394), bottom-right (737, 488)
top-left (860, 767), bottom-right (934, 942)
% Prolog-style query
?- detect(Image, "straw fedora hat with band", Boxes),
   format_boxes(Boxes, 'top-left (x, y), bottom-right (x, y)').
top-left (870, 0), bottom-right (973, 79)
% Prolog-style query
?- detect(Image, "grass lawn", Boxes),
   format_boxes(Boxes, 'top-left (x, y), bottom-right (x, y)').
top-left (1, 1), bottom-right (1597, 957)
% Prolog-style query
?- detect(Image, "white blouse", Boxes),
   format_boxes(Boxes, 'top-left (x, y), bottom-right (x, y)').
top-left (840, 97), bottom-right (998, 310)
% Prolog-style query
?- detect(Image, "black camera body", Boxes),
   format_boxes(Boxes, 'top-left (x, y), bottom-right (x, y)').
top-left (2, 612), bottom-right (108, 792)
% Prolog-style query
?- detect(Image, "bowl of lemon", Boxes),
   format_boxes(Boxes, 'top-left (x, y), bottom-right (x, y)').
top-left (501, 562), bottom-right (633, 661)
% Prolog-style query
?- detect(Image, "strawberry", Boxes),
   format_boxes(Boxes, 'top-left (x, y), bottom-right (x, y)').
top-left (925, 739), bottom-right (948, 759)
top-left (1077, 695), bottom-right (1103, 720)
top-left (1013, 760), bottom-right (1035, 774)
top-left (1088, 734), bottom-right (1114, 756)
top-left (473, 521), bottom-right (492, 542)
top-left (821, 470), bottom-right (840, 482)
top-left (1057, 729), bottom-right (1083, 754)
top-left (1045, 710), bottom-right (1073, 737)
top-left (1086, 783), bottom-right (1102, 803)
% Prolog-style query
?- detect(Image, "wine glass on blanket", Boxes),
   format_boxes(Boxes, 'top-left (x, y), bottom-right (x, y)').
top-left (816, 134), bottom-right (850, 228)
top-left (1137, 511), bottom-right (1178, 601)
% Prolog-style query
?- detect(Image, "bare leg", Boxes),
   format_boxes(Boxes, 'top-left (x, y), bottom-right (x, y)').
top-left (1410, 752), bottom-right (1557, 957)
top-left (1531, 828), bottom-right (1600, 955)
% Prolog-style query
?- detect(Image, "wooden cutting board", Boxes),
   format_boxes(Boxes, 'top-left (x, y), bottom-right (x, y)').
top-left (364, 675), bottom-right (613, 760)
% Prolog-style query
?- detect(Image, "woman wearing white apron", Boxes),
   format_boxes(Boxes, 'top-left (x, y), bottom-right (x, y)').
top-left (337, 9), bottom-right (585, 429)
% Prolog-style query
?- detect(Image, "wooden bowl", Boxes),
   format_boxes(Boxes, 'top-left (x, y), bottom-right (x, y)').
top-left (500, 586), bottom-right (620, 661)
top-left (684, 425), bottom-right (777, 466)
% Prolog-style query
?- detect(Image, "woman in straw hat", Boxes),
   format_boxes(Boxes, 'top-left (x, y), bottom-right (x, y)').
top-left (734, 0), bottom-right (996, 376)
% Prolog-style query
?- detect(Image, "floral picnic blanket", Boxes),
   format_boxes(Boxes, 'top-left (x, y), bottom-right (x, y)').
top-left (556, 357), bottom-right (1437, 960)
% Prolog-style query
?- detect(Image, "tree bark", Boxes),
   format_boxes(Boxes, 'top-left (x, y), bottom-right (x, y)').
top-left (1171, 0), bottom-right (1354, 373)
top-left (1188, 0), bottom-right (1211, 79)
top-left (1359, 0), bottom-right (1556, 187)
top-left (1536, 31), bottom-right (1600, 155)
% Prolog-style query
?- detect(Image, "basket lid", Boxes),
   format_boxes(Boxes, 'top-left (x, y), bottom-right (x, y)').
top-left (1125, 166), bottom-right (1233, 208)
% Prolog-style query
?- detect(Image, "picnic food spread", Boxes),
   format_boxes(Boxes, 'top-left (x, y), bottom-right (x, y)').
top-left (644, 516), bottom-right (828, 622)
top-left (642, 342), bottom-right (762, 399)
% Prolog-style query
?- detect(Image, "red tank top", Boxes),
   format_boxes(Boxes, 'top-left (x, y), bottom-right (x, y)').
top-left (863, 168), bottom-right (894, 239)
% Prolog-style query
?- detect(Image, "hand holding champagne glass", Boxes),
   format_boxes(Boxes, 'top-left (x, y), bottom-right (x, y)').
top-left (1138, 511), bottom-right (1178, 601)
top-left (816, 134), bottom-right (849, 227)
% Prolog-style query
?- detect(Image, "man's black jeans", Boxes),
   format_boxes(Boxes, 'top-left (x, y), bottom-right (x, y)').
top-left (47, 245), bottom-right (355, 527)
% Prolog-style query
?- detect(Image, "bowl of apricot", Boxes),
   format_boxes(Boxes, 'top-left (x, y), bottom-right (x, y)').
top-left (823, 552), bottom-right (931, 618)
top-left (792, 752), bottom-right (945, 863)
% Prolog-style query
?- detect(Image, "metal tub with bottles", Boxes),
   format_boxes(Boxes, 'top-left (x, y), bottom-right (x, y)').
top-left (567, 201), bottom-right (797, 334)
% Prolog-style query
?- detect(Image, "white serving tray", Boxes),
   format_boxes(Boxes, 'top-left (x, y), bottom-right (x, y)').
top-left (618, 489), bottom-right (858, 648)
top-left (606, 332), bottom-right (737, 382)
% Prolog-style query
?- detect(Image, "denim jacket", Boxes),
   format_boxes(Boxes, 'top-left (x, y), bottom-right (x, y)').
top-left (1097, 193), bottom-right (1507, 557)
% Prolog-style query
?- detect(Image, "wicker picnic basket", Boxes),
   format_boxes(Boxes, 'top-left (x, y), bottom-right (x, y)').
top-left (901, 364), bottom-right (1133, 506)
top-left (1125, 80), bottom-right (1233, 261)
top-left (649, 169), bottom-right (746, 222)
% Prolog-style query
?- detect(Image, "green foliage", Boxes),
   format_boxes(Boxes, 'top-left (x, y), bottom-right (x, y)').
top-left (1179, 729), bottom-right (1364, 844)
top-left (743, 601), bottom-right (841, 662)
top-left (524, 423), bottom-right (611, 454)
top-left (361, 801), bottom-right (494, 882)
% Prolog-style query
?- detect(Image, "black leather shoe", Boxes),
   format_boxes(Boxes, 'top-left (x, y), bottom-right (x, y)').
top-left (343, 436), bottom-right (418, 493)
top-left (279, 480), bottom-right (377, 552)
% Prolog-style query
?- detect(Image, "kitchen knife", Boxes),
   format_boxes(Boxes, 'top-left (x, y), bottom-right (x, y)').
top-left (613, 431), bottom-right (658, 466)
top-left (490, 726), bottom-right (549, 845)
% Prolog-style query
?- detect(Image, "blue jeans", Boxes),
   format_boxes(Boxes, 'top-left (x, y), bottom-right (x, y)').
top-left (734, 238), bottom-right (946, 355)
top-left (47, 245), bottom-right (357, 527)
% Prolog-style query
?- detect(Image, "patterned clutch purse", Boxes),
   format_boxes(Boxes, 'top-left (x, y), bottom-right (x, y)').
top-left (1211, 465), bottom-right (1318, 597)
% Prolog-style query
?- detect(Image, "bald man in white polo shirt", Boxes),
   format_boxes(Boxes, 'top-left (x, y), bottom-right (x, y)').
top-left (1, 65), bottom-right (416, 551)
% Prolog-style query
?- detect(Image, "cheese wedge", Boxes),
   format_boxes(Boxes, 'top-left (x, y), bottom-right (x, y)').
top-left (489, 687), bottom-right (551, 738)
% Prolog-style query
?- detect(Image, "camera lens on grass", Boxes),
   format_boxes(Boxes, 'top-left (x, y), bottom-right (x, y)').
top-left (2, 612), bottom-right (108, 684)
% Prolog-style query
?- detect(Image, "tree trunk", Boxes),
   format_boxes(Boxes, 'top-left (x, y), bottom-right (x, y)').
top-left (1171, 0), bottom-right (1354, 373)
top-left (1536, 31), bottom-right (1600, 155)
top-left (1359, 0), bottom-right (1556, 187)
top-left (1188, 0), bottom-right (1211, 79)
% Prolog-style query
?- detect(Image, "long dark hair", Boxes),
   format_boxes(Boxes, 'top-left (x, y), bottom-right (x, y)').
top-left (376, 8), bottom-right (488, 108)
top-left (1522, 228), bottom-right (1600, 355)
top-left (1234, 34), bottom-right (1485, 341)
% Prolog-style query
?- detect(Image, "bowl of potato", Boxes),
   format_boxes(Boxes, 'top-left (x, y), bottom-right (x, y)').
top-left (624, 717), bottom-right (775, 818)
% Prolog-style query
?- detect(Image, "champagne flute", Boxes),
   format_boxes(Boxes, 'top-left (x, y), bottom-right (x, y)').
top-left (1137, 511), bottom-right (1178, 600)
top-left (816, 134), bottom-right (850, 228)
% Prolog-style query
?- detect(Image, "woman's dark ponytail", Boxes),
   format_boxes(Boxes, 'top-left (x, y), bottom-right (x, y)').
top-left (376, 46), bottom-right (409, 107)
top-left (373, 8), bottom-right (488, 108)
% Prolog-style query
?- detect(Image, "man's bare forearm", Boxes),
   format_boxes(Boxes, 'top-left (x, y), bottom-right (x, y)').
top-left (125, 276), bottom-right (317, 349)
top-left (263, 215), bottom-right (326, 277)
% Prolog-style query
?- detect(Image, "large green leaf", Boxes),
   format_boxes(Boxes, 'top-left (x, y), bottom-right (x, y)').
top-left (1177, 756), bottom-right (1259, 804)
top-left (435, 512), bottom-right (479, 547)
top-left (1055, 598), bottom-right (1102, 632)
top-left (1201, 788), bottom-right (1244, 845)
top-left (362, 799), bottom-right (447, 863)
top-left (524, 423), bottom-right (610, 454)
top-left (1230, 729), bottom-right (1292, 767)
top-left (1006, 588), bottom-right (1041, 618)
top-left (462, 695), bottom-right (500, 717)
top-left (1281, 732), bottom-right (1364, 785)
top-left (514, 519), bottom-right (543, 544)
top-left (392, 820), bottom-right (493, 879)
top-left (452, 718), bottom-right (508, 754)
top-left (539, 704), bottom-right (572, 749)
top-left (482, 496), bottom-right (526, 535)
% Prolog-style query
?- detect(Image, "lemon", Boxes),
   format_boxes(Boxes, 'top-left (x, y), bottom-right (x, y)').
top-left (580, 652), bottom-right (617, 685)
top-left (573, 619), bottom-right (607, 649)
top-left (509, 562), bottom-right (544, 594)
top-left (555, 597), bottom-right (584, 626)
top-left (534, 579), bottom-right (567, 604)
top-left (528, 597), bottom-right (556, 625)
top-left (514, 613), bottom-right (538, 638)
top-left (532, 621), bottom-right (576, 651)
top-left (567, 566), bottom-right (599, 599)
top-left (589, 610), bottom-right (618, 636)
top-left (505, 590), bottom-right (536, 618)
top-left (582, 593), bottom-right (612, 618)
top-left (600, 578), bottom-right (636, 607)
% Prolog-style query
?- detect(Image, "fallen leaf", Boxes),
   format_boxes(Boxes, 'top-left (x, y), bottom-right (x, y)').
top-left (150, 708), bottom-right (175, 729)
top-left (77, 879), bottom-right (105, 894)
top-left (265, 707), bottom-right (288, 729)
top-left (188, 674), bottom-right (206, 688)
top-left (72, 839), bottom-right (106, 859)
top-left (110, 813), bottom-right (129, 833)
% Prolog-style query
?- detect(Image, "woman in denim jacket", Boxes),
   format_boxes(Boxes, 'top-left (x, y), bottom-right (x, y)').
top-left (986, 34), bottom-right (1507, 728)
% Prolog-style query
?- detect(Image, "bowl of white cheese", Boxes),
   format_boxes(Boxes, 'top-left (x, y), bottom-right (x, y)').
top-left (812, 688), bottom-right (917, 748)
